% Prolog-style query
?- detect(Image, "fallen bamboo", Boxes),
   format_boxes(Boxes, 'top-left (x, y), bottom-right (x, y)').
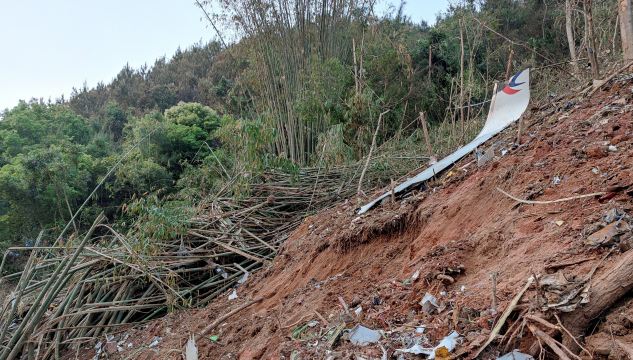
top-left (188, 231), bottom-right (269, 264)
top-left (420, 112), bottom-right (434, 161)
top-left (2, 214), bottom-right (104, 360)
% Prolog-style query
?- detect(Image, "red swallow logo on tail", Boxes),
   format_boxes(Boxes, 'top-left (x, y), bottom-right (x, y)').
top-left (502, 70), bottom-right (525, 95)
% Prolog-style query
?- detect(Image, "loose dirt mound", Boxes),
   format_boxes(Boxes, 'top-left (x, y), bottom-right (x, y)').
top-left (68, 81), bottom-right (633, 359)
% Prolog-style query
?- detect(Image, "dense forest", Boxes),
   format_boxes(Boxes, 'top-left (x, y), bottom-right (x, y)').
top-left (0, 0), bottom-right (625, 268)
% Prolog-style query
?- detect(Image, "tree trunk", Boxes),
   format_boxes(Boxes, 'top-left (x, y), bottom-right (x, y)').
top-left (620, 0), bottom-right (633, 61)
top-left (353, 38), bottom-right (359, 94)
top-left (505, 50), bottom-right (514, 82)
top-left (419, 112), bottom-right (434, 160)
top-left (585, 0), bottom-right (600, 79)
top-left (566, 0), bottom-right (580, 74)
top-left (357, 110), bottom-right (389, 194)
top-left (428, 46), bottom-right (433, 83)
top-left (459, 19), bottom-right (465, 143)
top-left (561, 249), bottom-right (633, 353)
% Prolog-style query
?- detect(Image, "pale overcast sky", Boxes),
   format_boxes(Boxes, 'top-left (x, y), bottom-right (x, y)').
top-left (0, 0), bottom-right (448, 112)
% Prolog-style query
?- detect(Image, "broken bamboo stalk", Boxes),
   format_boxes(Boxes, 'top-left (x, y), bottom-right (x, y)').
top-left (474, 276), bottom-right (533, 358)
top-left (516, 115), bottom-right (524, 145)
top-left (419, 112), bottom-right (434, 161)
top-left (545, 257), bottom-right (596, 270)
top-left (357, 110), bottom-right (390, 194)
top-left (428, 46), bottom-right (433, 83)
top-left (188, 231), bottom-right (269, 264)
top-left (502, 311), bottom-right (528, 354)
top-left (505, 50), bottom-right (514, 81)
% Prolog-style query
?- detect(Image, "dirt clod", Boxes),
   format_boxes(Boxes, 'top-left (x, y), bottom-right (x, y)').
top-left (585, 145), bottom-right (608, 159)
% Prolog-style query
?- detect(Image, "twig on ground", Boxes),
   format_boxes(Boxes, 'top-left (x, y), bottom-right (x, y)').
top-left (588, 61), bottom-right (633, 97)
top-left (496, 187), bottom-right (605, 204)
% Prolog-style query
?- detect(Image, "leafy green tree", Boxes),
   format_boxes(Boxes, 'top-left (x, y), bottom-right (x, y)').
top-left (164, 101), bottom-right (221, 132)
top-left (104, 102), bottom-right (129, 142)
top-left (0, 143), bottom-right (94, 239)
top-left (113, 102), bottom-right (222, 200)
top-left (0, 101), bottom-right (104, 247)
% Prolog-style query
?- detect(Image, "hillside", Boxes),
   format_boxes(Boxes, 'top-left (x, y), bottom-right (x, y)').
top-left (1, 0), bottom-right (633, 359)
top-left (60, 70), bottom-right (633, 359)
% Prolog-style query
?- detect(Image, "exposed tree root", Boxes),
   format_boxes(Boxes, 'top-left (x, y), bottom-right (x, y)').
top-left (561, 249), bottom-right (633, 354)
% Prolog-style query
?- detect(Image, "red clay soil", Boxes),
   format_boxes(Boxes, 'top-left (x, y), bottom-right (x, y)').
top-left (66, 81), bottom-right (633, 360)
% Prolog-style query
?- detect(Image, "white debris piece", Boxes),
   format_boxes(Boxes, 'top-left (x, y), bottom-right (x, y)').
top-left (397, 331), bottom-right (461, 359)
top-left (186, 335), bottom-right (199, 360)
top-left (397, 344), bottom-right (427, 355)
top-left (235, 263), bottom-right (249, 284)
top-left (420, 292), bottom-right (439, 313)
top-left (228, 290), bottom-right (238, 300)
top-left (478, 146), bottom-right (495, 167)
top-left (237, 272), bottom-right (249, 284)
top-left (348, 325), bottom-right (381, 345)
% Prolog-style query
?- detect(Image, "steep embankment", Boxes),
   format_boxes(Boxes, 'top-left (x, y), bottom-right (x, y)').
top-left (69, 79), bottom-right (633, 359)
